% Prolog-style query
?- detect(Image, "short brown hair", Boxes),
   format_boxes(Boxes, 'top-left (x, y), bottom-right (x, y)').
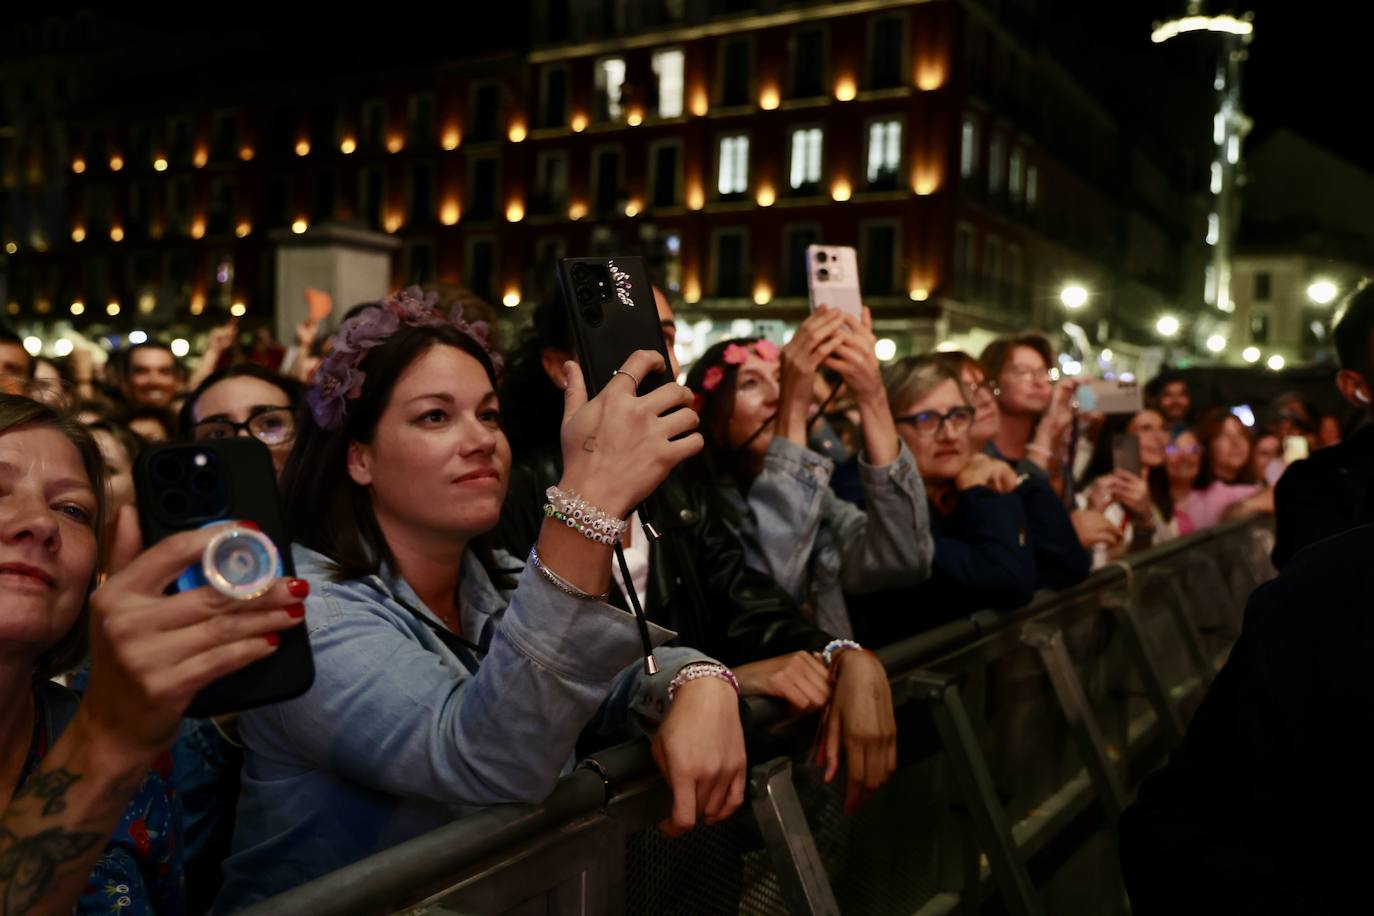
top-left (0, 395), bottom-right (108, 679)
top-left (979, 334), bottom-right (1055, 383)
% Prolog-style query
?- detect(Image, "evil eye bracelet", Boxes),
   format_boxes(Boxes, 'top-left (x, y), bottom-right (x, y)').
top-left (667, 662), bottom-right (741, 703)
top-left (544, 485), bottom-right (628, 545)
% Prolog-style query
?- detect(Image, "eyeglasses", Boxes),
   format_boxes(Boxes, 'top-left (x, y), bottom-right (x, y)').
top-left (967, 380), bottom-right (997, 403)
top-left (1003, 365), bottom-right (1053, 384)
top-left (192, 406), bottom-right (296, 447)
top-left (894, 406), bottom-right (976, 439)
top-left (1165, 443), bottom-right (1202, 457)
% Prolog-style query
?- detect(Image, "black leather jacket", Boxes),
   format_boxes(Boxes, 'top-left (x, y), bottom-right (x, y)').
top-left (494, 447), bottom-right (833, 667)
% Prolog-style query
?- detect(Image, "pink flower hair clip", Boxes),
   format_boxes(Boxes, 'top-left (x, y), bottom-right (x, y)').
top-left (307, 286), bottom-right (502, 431)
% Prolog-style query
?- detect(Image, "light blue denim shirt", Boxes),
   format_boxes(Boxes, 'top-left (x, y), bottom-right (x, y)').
top-left (723, 438), bottom-right (934, 637)
top-left (216, 544), bottom-right (710, 909)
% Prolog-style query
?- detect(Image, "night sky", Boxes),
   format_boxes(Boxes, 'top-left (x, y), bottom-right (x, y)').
top-left (7, 2), bottom-right (1368, 171)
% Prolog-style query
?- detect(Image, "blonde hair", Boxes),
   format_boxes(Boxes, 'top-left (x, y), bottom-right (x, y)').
top-left (883, 355), bottom-right (970, 414)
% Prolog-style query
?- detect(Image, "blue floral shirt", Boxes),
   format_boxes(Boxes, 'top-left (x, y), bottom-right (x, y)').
top-left (23, 680), bottom-right (185, 915)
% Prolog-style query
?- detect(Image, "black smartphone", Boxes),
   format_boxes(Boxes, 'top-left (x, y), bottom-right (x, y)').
top-left (1111, 433), bottom-right (1142, 476)
top-left (556, 256), bottom-right (673, 399)
top-left (133, 438), bottom-right (313, 717)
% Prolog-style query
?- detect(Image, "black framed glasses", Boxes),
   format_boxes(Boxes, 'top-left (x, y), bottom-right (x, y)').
top-left (192, 406), bottom-right (296, 447)
top-left (894, 405), bottom-right (976, 439)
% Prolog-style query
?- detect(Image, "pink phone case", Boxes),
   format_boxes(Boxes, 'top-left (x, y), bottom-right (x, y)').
top-left (805, 245), bottom-right (863, 318)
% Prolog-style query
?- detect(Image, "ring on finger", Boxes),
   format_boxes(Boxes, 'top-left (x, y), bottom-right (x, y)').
top-left (611, 368), bottom-right (642, 391)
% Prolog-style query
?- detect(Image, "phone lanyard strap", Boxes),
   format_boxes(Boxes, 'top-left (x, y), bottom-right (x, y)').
top-left (392, 596), bottom-right (486, 672)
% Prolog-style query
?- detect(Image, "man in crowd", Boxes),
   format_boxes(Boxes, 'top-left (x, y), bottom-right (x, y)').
top-left (120, 340), bottom-right (181, 409)
top-left (1145, 370), bottom-right (1192, 435)
top-left (1271, 278), bottom-right (1374, 567)
top-left (0, 324), bottom-right (33, 391)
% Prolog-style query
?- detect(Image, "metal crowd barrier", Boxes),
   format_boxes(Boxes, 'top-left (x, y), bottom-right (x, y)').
top-left (244, 517), bottom-right (1275, 916)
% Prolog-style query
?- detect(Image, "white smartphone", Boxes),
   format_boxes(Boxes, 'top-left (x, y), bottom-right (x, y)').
top-left (1074, 379), bottom-right (1144, 415)
top-left (1282, 435), bottom-right (1309, 465)
top-left (805, 245), bottom-right (863, 318)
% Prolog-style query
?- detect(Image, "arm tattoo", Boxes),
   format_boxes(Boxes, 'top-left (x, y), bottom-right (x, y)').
top-left (12, 768), bottom-right (81, 817)
top-left (0, 825), bottom-right (103, 915)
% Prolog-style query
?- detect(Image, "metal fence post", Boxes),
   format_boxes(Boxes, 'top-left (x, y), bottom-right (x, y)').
top-left (1164, 578), bottom-right (1217, 688)
top-left (909, 670), bottom-right (1044, 916)
top-left (1105, 593), bottom-right (1187, 748)
top-left (1020, 622), bottom-right (1127, 824)
top-left (749, 757), bottom-right (841, 916)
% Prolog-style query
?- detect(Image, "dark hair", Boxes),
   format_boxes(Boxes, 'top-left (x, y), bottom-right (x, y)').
top-left (1333, 278), bottom-right (1374, 379)
top-left (499, 292), bottom-right (575, 459)
top-left (280, 316), bottom-right (508, 584)
top-left (979, 334), bottom-right (1055, 384)
top-left (0, 395), bottom-right (108, 679)
top-left (682, 337), bottom-right (762, 486)
top-left (1078, 412), bottom-right (1135, 487)
top-left (118, 404), bottom-right (175, 440)
top-left (1193, 407), bottom-right (1255, 489)
top-left (0, 324), bottom-right (34, 377)
top-left (1144, 369), bottom-right (1187, 402)
top-left (178, 363), bottom-right (303, 437)
top-left (119, 340), bottom-right (179, 374)
top-left (86, 418), bottom-right (146, 468)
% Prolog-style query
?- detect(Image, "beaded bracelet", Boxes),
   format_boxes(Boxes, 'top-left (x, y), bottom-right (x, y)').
top-left (821, 638), bottom-right (863, 667)
top-left (545, 485), bottom-right (628, 545)
top-left (667, 662), bottom-right (741, 703)
top-left (528, 545), bottom-right (609, 602)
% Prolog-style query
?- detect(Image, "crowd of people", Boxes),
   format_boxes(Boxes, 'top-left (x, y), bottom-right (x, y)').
top-left (2, 274), bottom-right (1370, 914)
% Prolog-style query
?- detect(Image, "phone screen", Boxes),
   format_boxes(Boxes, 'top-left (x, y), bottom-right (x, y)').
top-left (1112, 433), bottom-right (1141, 475)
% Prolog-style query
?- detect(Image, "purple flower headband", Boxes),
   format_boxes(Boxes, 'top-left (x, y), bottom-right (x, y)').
top-left (306, 286), bottom-right (502, 431)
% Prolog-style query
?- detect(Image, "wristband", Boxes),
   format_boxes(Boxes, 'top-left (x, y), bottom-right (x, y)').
top-left (1026, 443), bottom-right (1053, 459)
top-left (821, 638), bottom-right (863, 667)
top-left (545, 485), bottom-right (628, 545)
top-left (667, 662), bottom-right (740, 703)
top-left (528, 545), bottom-right (608, 601)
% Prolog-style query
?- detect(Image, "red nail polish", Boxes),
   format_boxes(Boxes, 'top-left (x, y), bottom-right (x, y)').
top-left (264, 632), bottom-right (280, 647)
top-left (287, 578), bottom-right (310, 598)
top-left (237, 520), bottom-right (262, 531)
top-left (286, 603), bottom-right (305, 618)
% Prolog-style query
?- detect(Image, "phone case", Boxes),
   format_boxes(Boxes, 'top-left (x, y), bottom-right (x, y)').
top-left (557, 256), bottom-right (673, 399)
top-left (1082, 379), bottom-right (1144, 415)
top-left (133, 438), bottom-right (314, 717)
top-left (805, 245), bottom-right (864, 317)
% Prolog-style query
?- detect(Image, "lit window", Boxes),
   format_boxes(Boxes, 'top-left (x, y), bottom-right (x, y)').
top-left (960, 116), bottom-right (978, 178)
top-left (653, 49), bottom-right (685, 119)
top-left (1211, 161), bottom-right (1223, 193)
top-left (1009, 147), bottom-right (1024, 201)
top-left (1206, 212), bottom-right (1219, 246)
top-left (597, 58), bottom-right (627, 121)
top-left (866, 120), bottom-right (901, 185)
top-left (788, 128), bottom-right (822, 190)
top-left (718, 136), bottom-right (749, 195)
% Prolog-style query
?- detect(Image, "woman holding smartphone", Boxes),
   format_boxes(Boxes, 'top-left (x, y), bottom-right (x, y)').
top-left (219, 289), bottom-right (747, 907)
top-left (684, 306), bottom-right (933, 640)
top-left (0, 395), bottom-right (305, 914)
top-left (1077, 408), bottom-right (1176, 563)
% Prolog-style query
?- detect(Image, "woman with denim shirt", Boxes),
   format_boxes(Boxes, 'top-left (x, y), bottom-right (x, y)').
top-left (218, 290), bottom-right (746, 908)
top-left (685, 307), bottom-right (934, 641)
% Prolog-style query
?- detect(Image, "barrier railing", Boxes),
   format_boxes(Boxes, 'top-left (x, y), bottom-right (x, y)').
top-left (244, 517), bottom-right (1275, 916)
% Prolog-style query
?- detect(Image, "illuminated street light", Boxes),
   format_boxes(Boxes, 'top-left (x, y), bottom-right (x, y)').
top-left (1155, 315), bottom-right (1180, 338)
top-left (1060, 285), bottom-right (1088, 310)
top-left (1241, 346), bottom-right (1261, 364)
top-left (1267, 354), bottom-right (1286, 371)
top-left (1307, 279), bottom-right (1338, 305)
top-left (1206, 334), bottom-right (1227, 353)
top-left (874, 339), bottom-right (897, 361)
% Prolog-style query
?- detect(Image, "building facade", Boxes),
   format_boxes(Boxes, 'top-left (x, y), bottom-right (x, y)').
top-left (2, 2), bottom-right (1209, 370)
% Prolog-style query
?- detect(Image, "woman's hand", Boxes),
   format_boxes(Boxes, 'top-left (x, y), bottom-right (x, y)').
top-left (651, 676), bottom-right (747, 836)
top-left (206, 318), bottom-right (239, 356)
top-left (79, 508), bottom-right (306, 764)
top-left (824, 309), bottom-right (899, 465)
top-left (734, 651), bottom-right (833, 715)
top-left (1107, 469), bottom-right (1153, 523)
top-left (1071, 508), bottom-right (1123, 549)
top-left (557, 350), bottom-right (702, 520)
top-left (776, 308), bottom-right (849, 445)
top-left (1029, 379), bottom-right (1079, 467)
top-left (956, 453), bottom-right (1020, 494)
top-left (819, 650), bottom-right (897, 815)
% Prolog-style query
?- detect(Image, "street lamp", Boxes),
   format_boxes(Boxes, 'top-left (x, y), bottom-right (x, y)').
top-left (1267, 354), bottom-right (1286, 371)
top-left (1241, 346), bottom-right (1261, 364)
top-left (1156, 314), bottom-right (1181, 338)
top-left (1307, 279), bottom-right (1338, 305)
top-left (1060, 284), bottom-right (1088, 310)
top-left (1206, 334), bottom-right (1227, 353)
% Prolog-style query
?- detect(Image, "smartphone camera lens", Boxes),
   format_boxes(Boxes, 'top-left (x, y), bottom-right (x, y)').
top-left (815, 250), bottom-right (829, 264)
top-left (152, 453), bottom-right (183, 485)
top-left (161, 490), bottom-right (189, 518)
top-left (817, 268), bottom-right (830, 282)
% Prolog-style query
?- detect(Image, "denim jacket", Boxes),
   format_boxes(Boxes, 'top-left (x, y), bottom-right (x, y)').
top-left (722, 438), bottom-right (934, 637)
top-left (216, 545), bottom-right (710, 908)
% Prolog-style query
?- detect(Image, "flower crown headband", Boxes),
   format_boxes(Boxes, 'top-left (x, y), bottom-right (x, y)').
top-left (307, 286), bottom-right (502, 431)
top-left (691, 338), bottom-right (779, 412)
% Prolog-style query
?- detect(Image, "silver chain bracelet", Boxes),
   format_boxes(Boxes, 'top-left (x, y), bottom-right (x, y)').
top-left (528, 545), bottom-right (609, 602)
